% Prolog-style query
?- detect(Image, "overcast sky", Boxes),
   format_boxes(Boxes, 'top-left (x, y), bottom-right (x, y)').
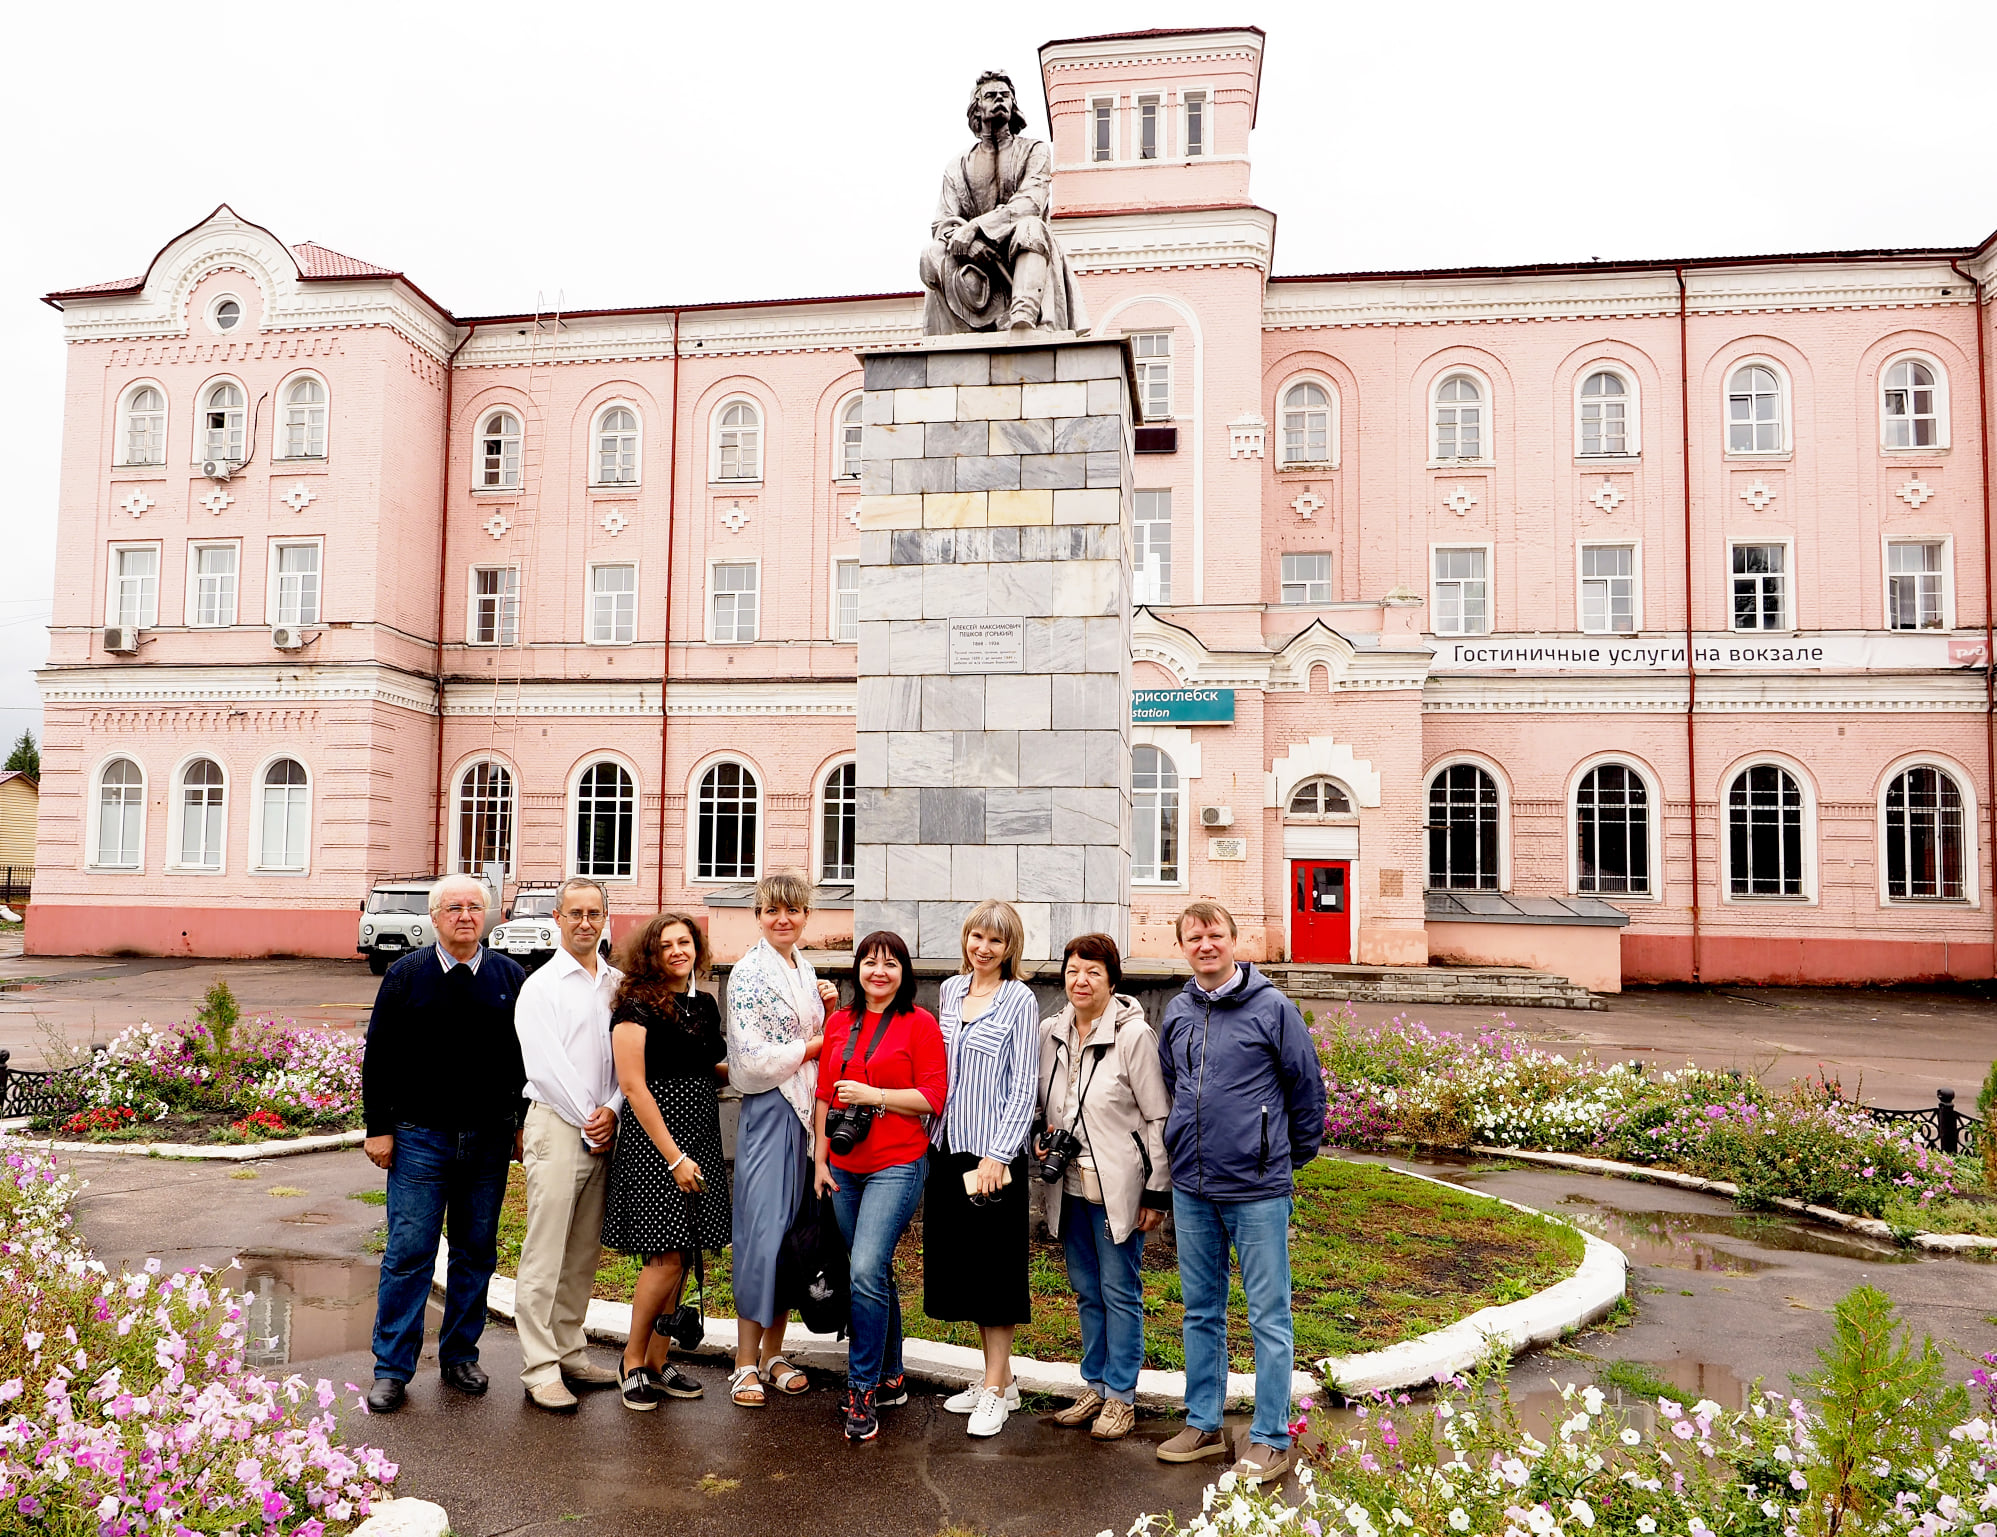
top-left (4, 0), bottom-right (1994, 756)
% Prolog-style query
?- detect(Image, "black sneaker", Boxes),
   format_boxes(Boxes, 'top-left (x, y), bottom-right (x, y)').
top-left (618, 1362), bottom-right (659, 1413)
top-left (843, 1386), bottom-right (879, 1442)
top-left (655, 1363), bottom-right (704, 1400)
top-left (874, 1372), bottom-right (908, 1408)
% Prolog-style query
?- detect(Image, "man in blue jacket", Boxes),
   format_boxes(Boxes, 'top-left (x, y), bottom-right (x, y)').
top-left (1155, 900), bottom-right (1326, 1485)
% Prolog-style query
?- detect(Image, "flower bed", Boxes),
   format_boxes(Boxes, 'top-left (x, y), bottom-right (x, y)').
top-left (1312, 1007), bottom-right (1979, 1226)
top-left (0, 1133), bottom-right (397, 1532)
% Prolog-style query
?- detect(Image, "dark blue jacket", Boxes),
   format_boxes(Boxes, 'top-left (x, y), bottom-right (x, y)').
top-left (1157, 963), bottom-right (1326, 1202)
top-left (362, 948), bottom-right (528, 1137)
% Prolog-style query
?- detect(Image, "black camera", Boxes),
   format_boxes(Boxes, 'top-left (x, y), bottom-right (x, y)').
top-left (825, 1101), bottom-right (877, 1156)
top-left (1038, 1127), bottom-right (1084, 1184)
top-left (654, 1298), bottom-right (704, 1350)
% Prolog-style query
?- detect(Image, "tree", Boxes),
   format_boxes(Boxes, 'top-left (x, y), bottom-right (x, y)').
top-left (3, 730), bottom-right (36, 782)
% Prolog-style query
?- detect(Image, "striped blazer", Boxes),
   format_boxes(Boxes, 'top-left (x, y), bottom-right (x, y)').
top-left (930, 973), bottom-right (1038, 1164)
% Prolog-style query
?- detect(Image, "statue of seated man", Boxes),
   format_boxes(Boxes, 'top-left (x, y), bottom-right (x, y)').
top-left (920, 70), bottom-right (1089, 335)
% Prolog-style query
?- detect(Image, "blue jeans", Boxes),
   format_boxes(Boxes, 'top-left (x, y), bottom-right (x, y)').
top-left (1175, 1191), bottom-right (1295, 1449)
top-left (372, 1123), bottom-right (513, 1382)
top-left (829, 1154), bottom-right (926, 1393)
top-left (1061, 1193), bottom-right (1147, 1404)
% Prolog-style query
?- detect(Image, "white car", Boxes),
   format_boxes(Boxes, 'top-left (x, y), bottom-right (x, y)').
top-left (489, 887), bottom-right (560, 970)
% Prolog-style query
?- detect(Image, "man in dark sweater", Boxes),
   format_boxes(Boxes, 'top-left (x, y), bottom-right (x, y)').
top-left (361, 874), bottom-right (527, 1413)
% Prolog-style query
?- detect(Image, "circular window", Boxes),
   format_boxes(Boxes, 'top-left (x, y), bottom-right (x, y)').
top-left (210, 296), bottom-right (243, 332)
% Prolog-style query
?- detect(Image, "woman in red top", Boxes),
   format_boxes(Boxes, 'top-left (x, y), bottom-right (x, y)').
top-left (812, 929), bottom-right (946, 1443)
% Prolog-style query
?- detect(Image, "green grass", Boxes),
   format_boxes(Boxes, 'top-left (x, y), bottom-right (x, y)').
top-left (1883, 1194), bottom-right (1997, 1239)
top-left (347, 1189), bottom-right (388, 1206)
top-left (495, 1156), bottom-right (1584, 1372)
top-left (1596, 1358), bottom-right (1697, 1407)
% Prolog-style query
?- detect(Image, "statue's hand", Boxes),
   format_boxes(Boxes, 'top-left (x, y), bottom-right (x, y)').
top-left (946, 223), bottom-right (981, 256)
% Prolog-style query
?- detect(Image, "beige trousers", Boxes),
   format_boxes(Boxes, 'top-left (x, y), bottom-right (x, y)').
top-left (516, 1099), bottom-right (610, 1388)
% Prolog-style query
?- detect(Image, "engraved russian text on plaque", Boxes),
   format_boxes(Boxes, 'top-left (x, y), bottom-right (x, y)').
top-left (947, 616), bottom-right (1026, 673)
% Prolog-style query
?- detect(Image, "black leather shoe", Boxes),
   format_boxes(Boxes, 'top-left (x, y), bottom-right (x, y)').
top-left (365, 1378), bottom-right (407, 1414)
top-left (440, 1360), bottom-right (489, 1395)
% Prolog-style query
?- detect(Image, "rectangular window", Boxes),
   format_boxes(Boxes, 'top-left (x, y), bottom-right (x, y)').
top-left (275, 543), bottom-right (322, 626)
top-left (1433, 548), bottom-right (1489, 635)
top-left (1184, 92), bottom-right (1206, 156)
top-left (1132, 333), bottom-right (1171, 422)
top-left (1280, 552), bottom-right (1332, 605)
top-left (710, 562), bottom-right (759, 642)
top-left (834, 560), bottom-right (860, 642)
top-left (191, 544), bottom-right (238, 627)
top-left (111, 546), bottom-right (159, 629)
top-left (471, 565), bottom-right (518, 645)
top-left (1887, 541), bottom-right (1944, 630)
top-left (1579, 544), bottom-right (1636, 633)
top-left (1133, 491), bottom-right (1173, 605)
top-left (1092, 100), bottom-right (1113, 162)
top-left (590, 563), bottom-right (636, 644)
top-left (1138, 96), bottom-right (1159, 159)
top-left (1730, 544), bottom-right (1786, 631)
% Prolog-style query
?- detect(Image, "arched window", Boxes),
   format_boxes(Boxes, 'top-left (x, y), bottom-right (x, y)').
top-left (1575, 764), bottom-right (1649, 895)
top-left (258, 758), bottom-right (311, 872)
top-left (595, 406), bottom-right (638, 484)
top-left (1132, 745), bottom-right (1181, 885)
top-left (1287, 777), bottom-right (1352, 816)
top-left (201, 381), bottom-right (246, 462)
top-left (1578, 371), bottom-right (1629, 456)
top-left (478, 411), bottom-right (521, 488)
top-left (280, 377), bottom-right (327, 459)
top-left (1727, 764), bottom-right (1805, 897)
top-left (1726, 364), bottom-right (1784, 454)
top-left (1427, 764), bottom-right (1499, 890)
top-left (696, 762), bottom-right (759, 880)
top-left (1885, 765), bottom-right (1966, 901)
top-left (715, 401), bottom-right (761, 481)
top-left (574, 761), bottom-right (635, 879)
top-left (820, 761), bottom-right (857, 882)
top-left (176, 759), bottom-right (226, 871)
top-left (95, 758), bottom-right (145, 869)
top-left (457, 761), bottom-right (514, 876)
top-left (1882, 359), bottom-right (1942, 449)
top-left (1280, 381), bottom-right (1331, 465)
top-left (837, 396), bottom-right (864, 480)
top-left (122, 385), bottom-right (166, 465)
top-left (1434, 375), bottom-right (1483, 460)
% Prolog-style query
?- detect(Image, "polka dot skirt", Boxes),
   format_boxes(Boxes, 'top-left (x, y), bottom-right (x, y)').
top-left (602, 1073), bottom-right (732, 1254)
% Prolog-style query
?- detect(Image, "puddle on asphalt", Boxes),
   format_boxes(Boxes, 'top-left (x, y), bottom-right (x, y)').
top-left (1557, 1194), bottom-right (1914, 1269)
top-left (230, 1252), bottom-right (380, 1368)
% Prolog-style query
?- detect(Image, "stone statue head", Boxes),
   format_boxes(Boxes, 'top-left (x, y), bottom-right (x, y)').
top-left (966, 69), bottom-right (1029, 137)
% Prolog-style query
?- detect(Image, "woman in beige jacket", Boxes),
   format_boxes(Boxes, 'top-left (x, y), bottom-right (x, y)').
top-left (1034, 932), bottom-right (1173, 1440)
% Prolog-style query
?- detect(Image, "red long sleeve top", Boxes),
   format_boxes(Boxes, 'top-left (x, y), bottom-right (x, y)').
top-left (814, 1005), bottom-right (947, 1173)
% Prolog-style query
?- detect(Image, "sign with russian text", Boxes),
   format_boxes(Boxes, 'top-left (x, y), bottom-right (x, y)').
top-left (947, 616), bottom-right (1026, 673)
top-left (1133, 687), bottom-right (1236, 723)
top-left (1427, 632), bottom-right (1988, 675)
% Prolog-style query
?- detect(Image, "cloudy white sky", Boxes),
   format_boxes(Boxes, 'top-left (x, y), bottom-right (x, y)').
top-left (4, 0), bottom-right (1994, 756)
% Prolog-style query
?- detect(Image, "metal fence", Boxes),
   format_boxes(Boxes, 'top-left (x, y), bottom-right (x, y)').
top-left (0, 865), bottom-right (29, 907)
top-left (1868, 1087), bottom-right (1984, 1160)
top-left (0, 1050), bottom-right (86, 1121)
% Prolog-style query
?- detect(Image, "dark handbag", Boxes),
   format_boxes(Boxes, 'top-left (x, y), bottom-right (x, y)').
top-left (775, 1190), bottom-right (850, 1338)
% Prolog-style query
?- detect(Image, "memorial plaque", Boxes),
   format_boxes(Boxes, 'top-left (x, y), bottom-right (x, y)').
top-left (948, 616), bottom-right (1026, 674)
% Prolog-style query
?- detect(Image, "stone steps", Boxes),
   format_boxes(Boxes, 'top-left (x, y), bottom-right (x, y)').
top-left (1260, 962), bottom-right (1605, 1011)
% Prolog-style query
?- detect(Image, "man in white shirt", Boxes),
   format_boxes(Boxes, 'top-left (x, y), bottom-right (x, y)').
top-left (513, 877), bottom-right (624, 1412)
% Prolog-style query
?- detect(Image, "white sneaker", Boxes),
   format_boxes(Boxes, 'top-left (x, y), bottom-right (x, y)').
top-left (966, 1387), bottom-right (1011, 1438)
top-left (943, 1379), bottom-right (1020, 1414)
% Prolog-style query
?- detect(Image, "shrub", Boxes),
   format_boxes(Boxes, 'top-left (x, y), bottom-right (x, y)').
top-left (1978, 1060), bottom-right (1997, 1191)
top-left (65, 1018), bottom-right (364, 1134)
top-left (197, 976), bottom-right (242, 1063)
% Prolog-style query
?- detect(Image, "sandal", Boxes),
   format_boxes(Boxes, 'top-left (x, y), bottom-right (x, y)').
top-left (764, 1356), bottom-right (809, 1396)
top-left (728, 1365), bottom-right (765, 1407)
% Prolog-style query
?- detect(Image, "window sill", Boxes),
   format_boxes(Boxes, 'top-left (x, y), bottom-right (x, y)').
top-left (587, 639), bottom-right (639, 648)
top-left (1576, 888), bottom-right (1660, 903)
top-left (470, 485), bottom-right (521, 495)
top-left (1426, 459), bottom-right (1495, 471)
top-left (1579, 630), bottom-right (1644, 639)
top-left (1721, 452), bottom-right (1792, 463)
top-left (589, 484), bottom-right (642, 495)
top-left (709, 480), bottom-right (763, 490)
top-left (112, 463), bottom-right (168, 473)
top-left (1574, 454), bottom-right (1640, 465)
top-left (273, 457), bottom-right (330, 467)
top-left (86, 865), bottom-right (144, 874)
top-left (1880, 445), bottom-right (1950, 456)
top-left (252, 868), bottom-right (312, 878)
top-left (1721, 894), bottom-right (1815, 905)
top-left (1881, 897), bottom-right (1975, 907)
top-left (1275, 462), bottom-right (1337, 474)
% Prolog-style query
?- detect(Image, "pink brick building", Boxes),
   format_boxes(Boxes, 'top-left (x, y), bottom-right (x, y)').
top-left (28, 25), bottom-right (1997, 985)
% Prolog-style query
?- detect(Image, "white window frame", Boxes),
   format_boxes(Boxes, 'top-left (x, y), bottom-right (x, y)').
top-left (1130, 332), bottom-right (1172, 422)
top-left (835, 393), bottom-right (865, 480)
top-left (1089, 96), bottom-right (1117, 163)
top-left (1883, 536), bottom-right (1952, 631)
top-left (451, 757), bottom-right (517, 879)
top-left (1279, 552), bottom-right (1333, 605)
top-left (205, 292), bottom-right (245, 334)
top-left (474, 407), bottom-right (523, 490)
top-left (1182, 88), bottom-right (1209, 158)
top-left (1284, 776), bottom-right (1357, 820)
top-left (1136, 94), bottom-right (1161, 160)
top-left (1131, 744), bottom-right (1183, 887)
top-left (1877, 752), bottom-right (1980, 908)
top-left (117, 380), bottom-right (169, 467)
top-left (107, 541), bottom-right (162, 629)
top-left (186, 540), bottom-right (241, 628)
top-left (1277, 376), bottom-right (1339, 468)
top-left (276, 372), bottom-right (329, 460)
top-left (1424, 754), bottom-right (1510, 892)
top-left (832, 559), bottom-right (860, 642)
top-left (268, 538), bottom-right (324, 627)
top-left (587, 561), bottom-right (638, 645)
top-left (1429, 543), bottom-right (1492, 636)
top-left (590, 401), bottom-right (642, 487)
top-left (168, 753), bottom-right (229, 875)
top-left (816, 756), bottom-right (858, 884)
top-left (90, 755), bottom-right (148, 872)
top-left (1575, 364), bottom-right (1640, 458)
top-left (708, 559), bottom-right (760, 644)
top-left (1430, 369), bottom-right (1492, 464)
top-left (251, 754), bottom-right (313, 875)
top-left (570, 755), bottom-right (640, 884)
top-left (1577, 541), bottom-right (1641, 634)
top-left (711, 396), bottom-right (764, 483)
top-left (1133, 490), bottom-right (1173, 605)
top-left (1727, 538), bottom-right (1792, 633)
top-left (468, 564), bottom-right (521, 646)
top-left (1567, 754), bottom-right (1662, 901)
top-left (193, 376), bottom-right (248, 465)
top-left (1722, 357), bottom-right (1791, 457)
top-left (690, 756), bottom-right (763, 884)
top-left (1880, 352), bottom-right (1950, 451)
top-left (1720, 755), bottom-right (1816, 904)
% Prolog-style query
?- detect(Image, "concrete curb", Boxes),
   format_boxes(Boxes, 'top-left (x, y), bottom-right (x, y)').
top-left (27, 1128), bottom-right (367, 1161)
top-left (439, 1160), bottom-right (1627, 1405)
top-left (1467, 1145), bottom-right (1997, 1254)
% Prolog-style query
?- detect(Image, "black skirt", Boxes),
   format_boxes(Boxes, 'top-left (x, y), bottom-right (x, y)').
top-left (923, 1149), bottom-right (1031, 1327)
top-left (601, 1073), bottom-right (732, 1257)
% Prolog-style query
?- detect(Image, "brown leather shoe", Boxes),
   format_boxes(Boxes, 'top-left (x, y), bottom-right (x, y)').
top-left (1230, 1443), bottom-right (1293, 1486)
top-left (1053, 1388), bottom-right (1105, 1427)
top-left (1091, 1399), bottom-right (1136, 1440)
top-left (560, 1359), bottom-right (620, 1389)
top-left (525, 1379), bottom-right (578, 1414)
top-left (1157, 1425), bottom-right (1229, 1463)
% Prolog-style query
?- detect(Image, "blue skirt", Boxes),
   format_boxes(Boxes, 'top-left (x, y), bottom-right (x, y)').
top-left (731, 1089), bottom-right (809, 1327)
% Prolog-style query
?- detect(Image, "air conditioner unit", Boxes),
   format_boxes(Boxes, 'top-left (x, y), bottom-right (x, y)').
top-left (271, 625), bottom-right (308, 651)
top-left (103, 625), bottom-right (140, 654)
top-left (1199, 805), bottom-right (1234, 828)
top-left (200, 459), bottom-right (234, 481)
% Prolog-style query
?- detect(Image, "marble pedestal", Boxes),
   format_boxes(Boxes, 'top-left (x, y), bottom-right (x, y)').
top-left (852, 333), bottom-right (1136, 962)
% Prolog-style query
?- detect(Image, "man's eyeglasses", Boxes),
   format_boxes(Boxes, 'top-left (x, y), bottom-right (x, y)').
top-left (440, 904), bottom-right (486, 918)
top-left (561, 910), bottom-right (605, 924)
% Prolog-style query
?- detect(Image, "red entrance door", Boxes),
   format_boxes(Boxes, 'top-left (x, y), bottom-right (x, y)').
top-left (1291, 860), bottom-right (1351, 963)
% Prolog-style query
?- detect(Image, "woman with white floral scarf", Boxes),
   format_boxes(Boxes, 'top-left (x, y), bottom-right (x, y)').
top-left (724, 870), bottom-right (836, 1408)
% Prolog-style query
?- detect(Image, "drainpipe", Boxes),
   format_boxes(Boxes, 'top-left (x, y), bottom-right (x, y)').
top-left (1949, 258), bottom-right (1997, 964)
top-left (1676, 269), bottom-right (1701, 982)
top-left (656, 310), bottom-right (682, 911)
top-left (432, 321), bottom-right (478, 875)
